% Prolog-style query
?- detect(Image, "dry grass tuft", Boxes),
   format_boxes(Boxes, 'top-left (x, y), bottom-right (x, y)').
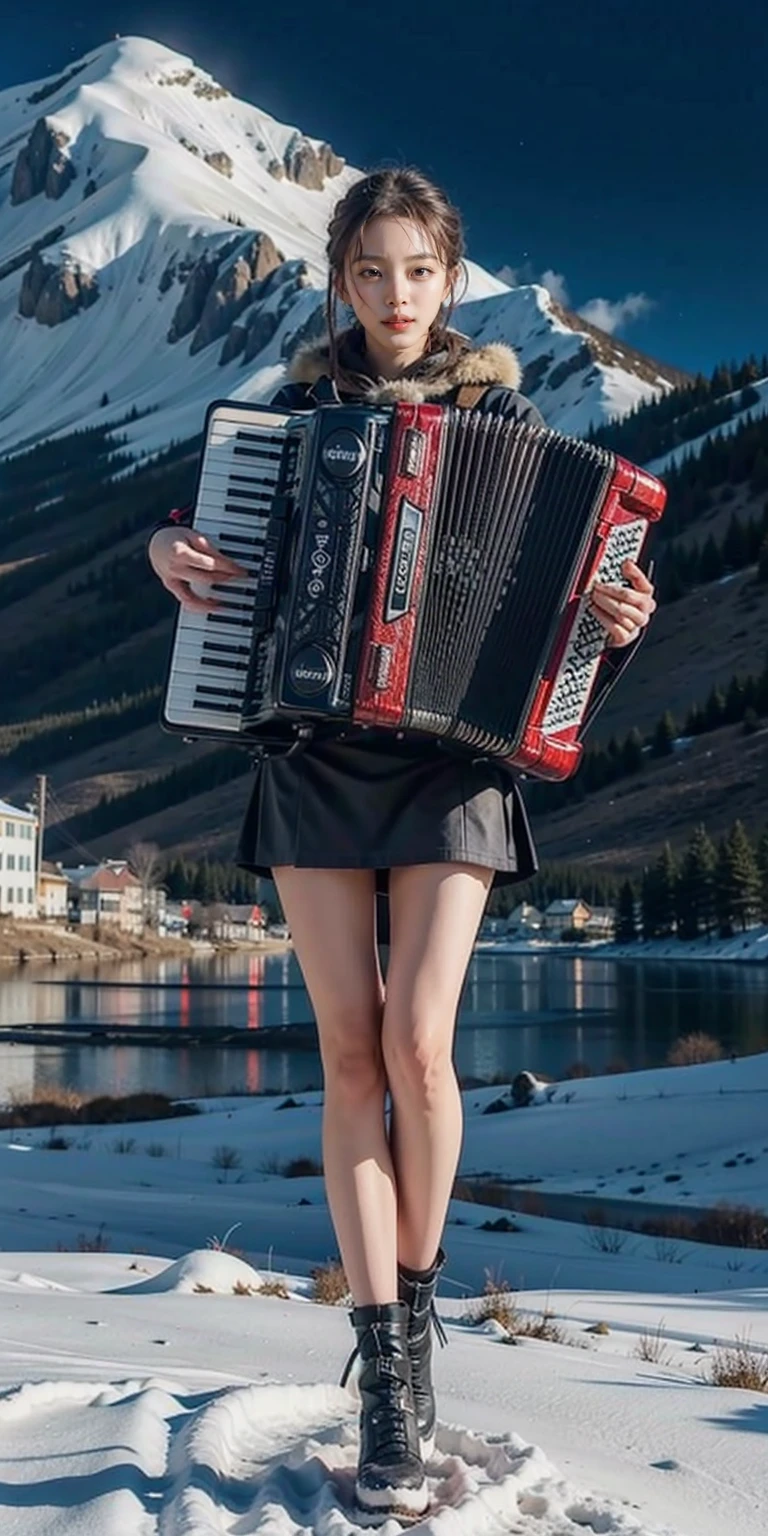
top-left (193, 1283), bottom-right (215, 1294)
top-left (639, 1202), bottom-right (768, 1250)
top-left (310, 1259), bottom-right (350, 1305)
top-left (709, 1335), bottom-right (768, 1392)
top-left (258, 1278), bottom-right (290, 1299)
top-left (283, 1156), bottom-right (323, 1178)
top-left (584, 1218), bottom-right (631, 1254)
top-left (515, 1308), bottom-right (565, 1343)
top-left (58, 1226), bottom-right (110, 1253)
top-left (210, 1144), bottom-right (242, 1171)
top-left (667, 1032), bottom-right (723, 1066)
top-left (0, 1089), bottom-right (199, 1128)
top-left (465, 1274), bottom-right (564, 1343)
top-left (232, 1279), bottom-right (259, 1296)
top-left (634, 1320), bottom-right (671, 1364)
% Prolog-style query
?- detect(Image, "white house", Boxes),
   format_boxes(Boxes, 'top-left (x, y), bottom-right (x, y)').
top-left (0, 797), bottom-right (38, 918)
top-left (211, 904), bottom-right (266, 943)
top-left (506, 902), bottom-right (543, 935)
top-left (583, 905), bottom-right (616, 939)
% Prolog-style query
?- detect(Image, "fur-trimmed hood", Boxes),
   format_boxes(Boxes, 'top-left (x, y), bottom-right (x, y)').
top-left (287, 326), bottom-right (522, 404)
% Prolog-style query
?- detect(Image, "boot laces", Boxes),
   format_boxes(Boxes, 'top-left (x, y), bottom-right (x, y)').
top-left (340, 1302), bottom-right (447, 1389)
top-left (368, 1393), bottom-right (411, 1458)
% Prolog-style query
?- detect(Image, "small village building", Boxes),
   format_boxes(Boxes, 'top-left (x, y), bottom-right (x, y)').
top-left (0, 797), bottom-right (38, 918)
top-left (583, 905), bottom-right (616, 939)
top-left (38, 861), bottom-right (69, 920)
top-left (64, 861), bottom-right (144, 934)
top-left (506, 902), bottom-right (543, 935)
top-left (541, 898), bottom-right (592, 938)
top-left (211, 904), bottom-right (265, 943)
top-left (162, 901), bottom-right (191, 935)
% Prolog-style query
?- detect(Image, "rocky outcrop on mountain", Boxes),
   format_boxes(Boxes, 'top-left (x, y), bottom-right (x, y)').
top-left (218, 258), bottom-right (313, 365)
top-left (547, 340), bottom-right (592, 391)
top-left (167, 253), bottom-right (219, 342)
top-left (165, 233), bottom-right (247, 344)
top-left (267, 133), bottom-right (344, 190)
top-left (279, 295), bottom-right (328, 360)
top-left (548, 298), bottom-right (690, 392)
top-left (0, 225), bottom-right (65, 284)
top-left (27, 61), bottom-right (87, 106)
top-left (203, 150), bottom-right (233, 178)
top-left (11, 118), bottom-right (77, 205)
top-left (189, 232), bottom-right (284, 355)
top-left (19, 253), bottom-right (99, 325)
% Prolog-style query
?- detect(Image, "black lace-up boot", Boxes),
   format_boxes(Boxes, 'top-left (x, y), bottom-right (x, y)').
top-left (397, 1247), bottom-right (447, 1459)
top-left (340, 1300), bottom-right (428, 1521)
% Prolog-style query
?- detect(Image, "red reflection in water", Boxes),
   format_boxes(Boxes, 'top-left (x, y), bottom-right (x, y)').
top-left (246, 954), bottom-right (264, 1092)
top-left (179, 962), bottom-right (190, 1030)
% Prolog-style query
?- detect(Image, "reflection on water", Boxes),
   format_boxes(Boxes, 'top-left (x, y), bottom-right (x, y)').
top-left (0, 947), bottom-right (766, 1101)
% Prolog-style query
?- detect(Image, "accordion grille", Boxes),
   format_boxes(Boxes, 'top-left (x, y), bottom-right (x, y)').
top-left (406, 415), bottom-right (615, 747)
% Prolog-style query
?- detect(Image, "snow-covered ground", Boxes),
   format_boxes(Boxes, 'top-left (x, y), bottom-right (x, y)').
top-left (1, 1053), bottom-right (767, 1534)
top-left (480, 925), bottom-right (768, 965)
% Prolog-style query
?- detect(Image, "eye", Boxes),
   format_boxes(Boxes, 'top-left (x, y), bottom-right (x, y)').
top-left (412, 267), bottom-right (435, 278)
top-left (358, 266), bottom-right (381, 279)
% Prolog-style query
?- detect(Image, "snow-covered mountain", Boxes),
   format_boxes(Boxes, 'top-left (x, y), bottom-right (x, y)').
top-left (0, 36), bottom-right (689, 465)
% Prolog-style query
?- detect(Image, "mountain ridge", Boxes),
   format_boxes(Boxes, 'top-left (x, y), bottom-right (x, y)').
top-left (0, 33), bottom-right (688, 468)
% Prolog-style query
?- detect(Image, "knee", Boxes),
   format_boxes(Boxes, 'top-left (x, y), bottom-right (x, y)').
top-left (321, 1002), bottom-right (386, 1105)
top-left (381, 1013), bottom-right (454, 1102)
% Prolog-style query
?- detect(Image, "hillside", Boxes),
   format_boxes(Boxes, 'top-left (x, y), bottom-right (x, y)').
top-left (1, 393), bottom-right (767, 874)
top-left (1, 37), bottom-right (767, 880)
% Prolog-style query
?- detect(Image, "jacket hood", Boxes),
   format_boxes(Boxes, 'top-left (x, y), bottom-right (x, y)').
top-left (286, 326), bottom-right (522, 403)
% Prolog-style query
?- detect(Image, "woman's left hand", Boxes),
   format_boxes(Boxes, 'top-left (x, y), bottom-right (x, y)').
top-left (589, 559), bottom-right (657, 648)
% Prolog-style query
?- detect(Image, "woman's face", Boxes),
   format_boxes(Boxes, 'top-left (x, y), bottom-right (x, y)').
top-left (340, 215), bottom-right (453, 369)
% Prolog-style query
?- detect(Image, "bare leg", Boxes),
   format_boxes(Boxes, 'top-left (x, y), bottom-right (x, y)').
top-left (272, 866), bottom-right (398, 1305)
top-left (382, 863), bottom-right (493, 1272)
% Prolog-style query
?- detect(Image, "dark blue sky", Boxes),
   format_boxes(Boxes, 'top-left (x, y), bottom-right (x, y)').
top-left (3, 2), bottom-right (765, 375)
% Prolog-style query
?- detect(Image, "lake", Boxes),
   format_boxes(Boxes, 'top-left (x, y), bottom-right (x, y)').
top-left (1, 948), bottom-right (767, 1103)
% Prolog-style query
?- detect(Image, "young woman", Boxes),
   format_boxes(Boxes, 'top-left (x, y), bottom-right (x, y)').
top-left (149, 167), bottom-right (656, 1521)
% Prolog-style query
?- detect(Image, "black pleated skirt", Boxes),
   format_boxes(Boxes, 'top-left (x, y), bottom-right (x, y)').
top-left (235, 732), bottom-right (537, 892)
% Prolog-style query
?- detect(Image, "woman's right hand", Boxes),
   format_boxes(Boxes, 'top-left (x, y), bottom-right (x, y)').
top-left (148, 527), bottom-right (248, 612)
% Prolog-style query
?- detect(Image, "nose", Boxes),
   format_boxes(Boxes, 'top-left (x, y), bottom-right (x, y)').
top-left (386, 276), bottom-right (409, 309)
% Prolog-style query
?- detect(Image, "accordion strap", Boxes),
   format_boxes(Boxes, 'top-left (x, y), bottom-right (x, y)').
top-left (454, 383), bottom-right (490, 409)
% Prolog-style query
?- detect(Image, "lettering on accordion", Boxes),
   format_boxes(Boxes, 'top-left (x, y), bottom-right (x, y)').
top-left (541, 518), bottom-right (648, 735)
top-left (385, 499), bottom-right (424, 622)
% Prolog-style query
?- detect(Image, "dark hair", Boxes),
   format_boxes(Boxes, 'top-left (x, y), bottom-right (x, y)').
top-left (325, 166), bottom-right (468, 388)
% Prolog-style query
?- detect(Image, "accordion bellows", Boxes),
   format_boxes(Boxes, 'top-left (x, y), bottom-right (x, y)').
top-left (162, 400), bottom-right (665, 780)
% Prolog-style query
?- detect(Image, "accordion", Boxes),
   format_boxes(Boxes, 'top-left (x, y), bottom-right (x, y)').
top-left (161, 398), bottom-right (665, 780)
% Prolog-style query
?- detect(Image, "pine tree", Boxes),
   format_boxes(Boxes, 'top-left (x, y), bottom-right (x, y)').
top-left (676, 824), bottom-right (717, 939)
top-left (699, 534), bottom-right (724, 583)
top-left (724, 674), bottom-right (747, 723)
top-left (652, 710), bottom-right (676, 757)
top-left (621, 727), bottom-right (645, 775)
top-left (757, 828), bottom-right (768, 925)
top-left (722, 513), bottom-right (748, 570)
top-left (704, 686), bottom-right (726, 731)
top-left (654, 843), bottom-right (678, 936)
top-left (723, 820), bottom-right (761, 931)
top-left (714, 838), bottom-right (733, 936)
top-left (641, 866), bottom-right (658, 940)
top-left (616, 880), bottom-right (638, 942)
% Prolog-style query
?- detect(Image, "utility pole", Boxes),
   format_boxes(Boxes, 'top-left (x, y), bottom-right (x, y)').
top-left (35, 773), bottom-right (46, 914)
